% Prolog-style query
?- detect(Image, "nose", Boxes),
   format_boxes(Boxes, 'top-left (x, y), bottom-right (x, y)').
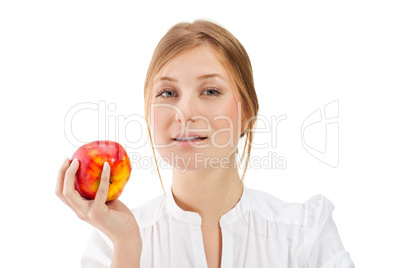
top-left (175, 95), bottom-right (199, 124)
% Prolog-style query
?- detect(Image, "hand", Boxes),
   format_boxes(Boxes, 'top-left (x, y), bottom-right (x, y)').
top-left (55, 158), bottom-right (141, 245)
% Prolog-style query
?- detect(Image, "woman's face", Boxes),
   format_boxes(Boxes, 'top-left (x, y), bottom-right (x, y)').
top-left (149, 45), bottom-right (246, 171)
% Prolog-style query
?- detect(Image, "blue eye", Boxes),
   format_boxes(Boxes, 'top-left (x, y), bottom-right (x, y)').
top-left (156, 88), bottom-right (221, 98)
top-left (156, 90), bottom-right (176, 98)
top-left (203, 88), bottom-right (221, 96)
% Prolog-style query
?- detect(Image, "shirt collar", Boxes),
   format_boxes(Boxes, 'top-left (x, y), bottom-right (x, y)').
top-left (165, 184), bottom-right (250, 227)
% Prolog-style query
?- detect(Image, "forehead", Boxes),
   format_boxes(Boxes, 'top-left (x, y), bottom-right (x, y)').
top-left (153, 45), bottom-right (230, 84)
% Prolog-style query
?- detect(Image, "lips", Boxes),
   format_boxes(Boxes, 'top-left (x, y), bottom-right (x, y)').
top-left (174, 136), bottom-right (207, 141)
top-left (172, 132), bottom-right (208, 141)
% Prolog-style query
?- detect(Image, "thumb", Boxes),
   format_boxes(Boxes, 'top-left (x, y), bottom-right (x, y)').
top-left (94, 162), bottom-right (111, 206)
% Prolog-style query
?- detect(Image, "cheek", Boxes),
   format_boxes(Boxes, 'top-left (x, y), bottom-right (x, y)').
top-left (150, 107), bottom-right (175, 142)
top-left (214, 100), bottom-right (241, 129)
top-left (210, 100), bottom-right (242, 145)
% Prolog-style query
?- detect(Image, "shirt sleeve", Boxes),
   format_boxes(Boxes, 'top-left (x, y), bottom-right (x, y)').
top-left (81, 229), bottom-right (113, 268)
top-left (303, 195), bottom-right (355, 268)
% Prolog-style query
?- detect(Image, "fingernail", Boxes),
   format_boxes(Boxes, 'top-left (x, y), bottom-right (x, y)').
top-left (62, 157), bottom-right (69, 165)
top-left (103, 162), bottom-right (110, 172)
top-left (71, 158), bottom-right (78, 166)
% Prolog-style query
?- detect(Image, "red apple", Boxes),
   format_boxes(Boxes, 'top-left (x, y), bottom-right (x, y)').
top-left (72, 140), bottom-right (131, 201)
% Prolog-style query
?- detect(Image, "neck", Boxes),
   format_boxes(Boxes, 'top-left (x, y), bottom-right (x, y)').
top-left (171, 154), bottom-right (244, 223)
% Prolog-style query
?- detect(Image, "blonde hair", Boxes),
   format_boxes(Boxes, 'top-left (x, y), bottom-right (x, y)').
top-left (143, 19), bottom-right (259, 197)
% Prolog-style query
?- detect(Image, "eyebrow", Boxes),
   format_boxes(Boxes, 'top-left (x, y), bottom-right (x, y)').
top-left (157, 73), bottom-right (225, 82)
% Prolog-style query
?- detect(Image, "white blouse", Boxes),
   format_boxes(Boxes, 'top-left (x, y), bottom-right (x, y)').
top-left (81, 185), bottom-right (355, 267)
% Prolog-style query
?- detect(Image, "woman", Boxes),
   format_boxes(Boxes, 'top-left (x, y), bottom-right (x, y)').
top-left (56, 19), bottom-right (355, 267)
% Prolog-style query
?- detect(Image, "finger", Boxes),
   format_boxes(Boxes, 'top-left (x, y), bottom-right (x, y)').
top-left (56, 158), bottom-right (87, 220)
top-left (55, 157), bottom-right (78, 210)
top-left (55, 157), bottom-right (71, 198)
top-left (93, 162), bottom-right (111, 208)
top-left (63, 158), bottom-right (87, 212)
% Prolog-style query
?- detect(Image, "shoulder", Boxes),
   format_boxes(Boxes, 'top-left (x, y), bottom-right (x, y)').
top-left (130, 193), bottom-right (169, 228)
top-left (246, 187), bottom-right (335, 229)
top-left (302, 193), bottom-right (335, 231)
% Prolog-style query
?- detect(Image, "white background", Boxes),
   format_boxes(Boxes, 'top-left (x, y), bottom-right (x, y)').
top-left (1, 1), bottom-right (401, 267)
